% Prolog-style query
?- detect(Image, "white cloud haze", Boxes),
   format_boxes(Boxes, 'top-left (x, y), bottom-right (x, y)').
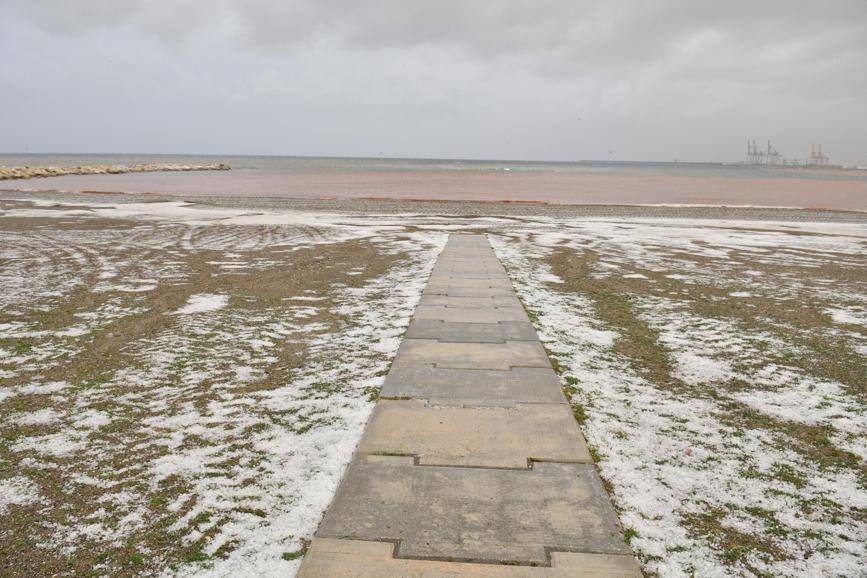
top-left (2, 0), bottom-right (866, 163)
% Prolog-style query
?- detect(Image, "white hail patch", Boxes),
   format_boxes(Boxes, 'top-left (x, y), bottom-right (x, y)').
top-left (0, 476), bottom-right (43, 514)
top-left (172, 294), bottom-right (230, 315)
top-left (825, 307), bottom-right (867, 327)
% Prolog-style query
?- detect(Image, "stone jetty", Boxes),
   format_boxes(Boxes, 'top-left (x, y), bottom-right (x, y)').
top-left (0, 163), bottom-right (230, 180)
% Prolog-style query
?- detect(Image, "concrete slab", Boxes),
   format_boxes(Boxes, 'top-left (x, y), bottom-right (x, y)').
top-left (429, 270), bottom-right (508, 280)
top-left (440, 244), bottom-right (493, 248)
top-left (426, 278), bottom-right (514, 289)
top-left (438, 245), bottom-right (495, 250)
top-left (298, 538), bottom-right (643, 577)
top-left (435, 257), bottom-right (501, 263)
top-left (423, 285), bottom-right (517, 297)
top-left (435, 254), bottom-right (500, 261)
top-left (433, 261), bottom-right (504, 269)
top-left (433, 253), bottom-right (496, 259)
top-left (357, 400), bottom-right (591, 467)
top-left (415, 306), bottom-right (529, 323)
top-left (434, 261), bottom-right (500, 267)
top-left (394, 339), bottom-right (550, 370)
top-left (429, 274), bottom-right (510, 283)
top-left (439, 245), bottom-right (495, 251)
top-left (405, 320), bottom-right (538, 342)
top-left (317, 458), bottom-right (631, 564)
top-left (432, 266), bottom-right (505, 274)
top-left (419, 295), bottom-right (523, 308)
top-left (435, 264), bottom-right (502, 271)
top-left (380, 365), bottom-right (566, 405)
top-left (445, 236), bottom-right (490, 244)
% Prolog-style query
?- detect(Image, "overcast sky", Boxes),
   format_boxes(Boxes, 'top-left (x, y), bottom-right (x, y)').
top-left (2, 1), bottom-right (866, 164)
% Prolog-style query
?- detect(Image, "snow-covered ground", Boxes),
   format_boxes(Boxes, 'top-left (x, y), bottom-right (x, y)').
top-left (1, 197), bottom-right (864, 577)
top-left (490, 219), bottom-right (866, 578)
top-left (0, 198), bottom-right (446, 576)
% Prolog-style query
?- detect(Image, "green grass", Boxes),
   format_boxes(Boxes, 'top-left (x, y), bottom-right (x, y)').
top-left (282, 550), bottom-right (304, 561)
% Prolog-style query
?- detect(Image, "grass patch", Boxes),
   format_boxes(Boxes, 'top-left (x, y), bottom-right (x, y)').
top-left (546, 248), bottom-right (682, 393)
top-left (684, 505), bottom-right (789, 570)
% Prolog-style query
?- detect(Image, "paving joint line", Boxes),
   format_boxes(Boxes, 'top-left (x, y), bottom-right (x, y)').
top-left (345, 540), bottom-right (631, 569)
top-left (357, 453), bottom-right (594, 470)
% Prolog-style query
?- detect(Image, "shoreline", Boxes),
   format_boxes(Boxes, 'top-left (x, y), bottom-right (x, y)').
top-left (3, 185), bottom-right (866, 214)
top-left (4, 188), bottom-right (866, 223)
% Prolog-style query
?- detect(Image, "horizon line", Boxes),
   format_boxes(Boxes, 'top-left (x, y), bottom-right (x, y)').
top-left (0, 151), bottom-right (766, 166)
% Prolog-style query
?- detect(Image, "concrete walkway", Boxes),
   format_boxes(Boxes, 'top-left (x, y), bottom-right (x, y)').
top-left (299, 234), bottom-right (641, 577)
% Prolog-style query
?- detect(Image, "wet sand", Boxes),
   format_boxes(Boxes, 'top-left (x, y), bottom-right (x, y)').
top-left (8, 169), bottom-right (867, 211)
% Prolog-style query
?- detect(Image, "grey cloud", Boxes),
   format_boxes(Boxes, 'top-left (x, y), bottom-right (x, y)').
top-left (2, 0), bottom-right (865, 163)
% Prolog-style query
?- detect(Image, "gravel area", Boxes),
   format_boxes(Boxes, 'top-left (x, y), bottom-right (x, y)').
top-left (3, 189), bottom-right (865, 223)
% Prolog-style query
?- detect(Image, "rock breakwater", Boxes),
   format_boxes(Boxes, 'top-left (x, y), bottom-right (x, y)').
top-left (0, 163), bottom-right (230, 181)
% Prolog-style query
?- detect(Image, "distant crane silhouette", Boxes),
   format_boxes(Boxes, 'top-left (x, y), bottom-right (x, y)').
top-left (809, 144), bottom-right (829, 166)
top-left (746, 139), bottom-right (765, 164)
top-left (746, 139), bottom-right (833, 166)
top-left (766, 140), bottom-right (781, 165)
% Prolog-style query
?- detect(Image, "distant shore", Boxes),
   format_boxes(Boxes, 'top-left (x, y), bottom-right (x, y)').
top-left (0, 163), bottom-right (230, 181)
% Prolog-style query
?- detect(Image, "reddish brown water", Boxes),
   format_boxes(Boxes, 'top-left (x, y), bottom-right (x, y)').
top-left (9, 169), bottom-right (867, 211)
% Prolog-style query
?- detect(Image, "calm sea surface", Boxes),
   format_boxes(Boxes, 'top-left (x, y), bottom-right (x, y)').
top-left (3, 154), bottom-right (866, 210)
top-left (5, 153), bottom-right (867, 180)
